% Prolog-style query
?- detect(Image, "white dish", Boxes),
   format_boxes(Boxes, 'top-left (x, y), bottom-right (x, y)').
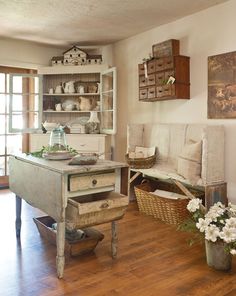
top-left (42, 151), bottom-right (74, 160)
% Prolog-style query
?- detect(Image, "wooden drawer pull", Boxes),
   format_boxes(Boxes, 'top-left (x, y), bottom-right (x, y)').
top-left (79, 144), bottom-right (86, 146)
top-left (141, 92), bottom-right (146, 95)
top-left (100, 202), bottom-right (109, 209)
top-left (92, 179), bottom-right (97, 185)
top-left (149, 91), bottom-right (154, 94)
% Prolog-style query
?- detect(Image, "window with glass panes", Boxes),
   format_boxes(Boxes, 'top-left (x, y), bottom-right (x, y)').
top-left (0, 67), bottom-right (33, 185)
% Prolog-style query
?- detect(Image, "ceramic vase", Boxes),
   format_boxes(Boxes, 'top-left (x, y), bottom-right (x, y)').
top-left (86, 111), bottom-right (100, 134)
top-left (205, 239), bottom-right (232, 271)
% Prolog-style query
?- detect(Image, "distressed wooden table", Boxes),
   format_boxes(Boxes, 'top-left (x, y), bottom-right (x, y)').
top-left (9, 154), bottom-right (129, 278)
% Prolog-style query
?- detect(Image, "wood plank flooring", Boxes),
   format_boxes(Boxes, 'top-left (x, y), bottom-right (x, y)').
top-left (1, 189), bottom-right (236, 296)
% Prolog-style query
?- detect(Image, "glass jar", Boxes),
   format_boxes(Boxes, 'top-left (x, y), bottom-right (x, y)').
top-left (49, 126), bottom-right (67, 151)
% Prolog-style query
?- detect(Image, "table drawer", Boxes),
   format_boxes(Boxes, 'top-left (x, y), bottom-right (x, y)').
top-left (66, 192), bottom-right (129, 228)
top-left (69, 171), bottom-right (116, 192)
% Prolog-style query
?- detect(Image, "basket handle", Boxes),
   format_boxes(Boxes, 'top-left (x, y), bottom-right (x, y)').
top-left (141, 179), bottom-right (150, 185)
top-left (172, 180), bottom-right (196, 199)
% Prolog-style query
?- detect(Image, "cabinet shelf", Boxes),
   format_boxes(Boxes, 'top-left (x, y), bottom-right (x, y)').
top-left (43, 93), bottom-right (100, 96)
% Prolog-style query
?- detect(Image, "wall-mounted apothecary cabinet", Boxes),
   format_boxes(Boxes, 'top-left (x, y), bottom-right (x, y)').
top-left (138, 55), bottom-right (190, 101)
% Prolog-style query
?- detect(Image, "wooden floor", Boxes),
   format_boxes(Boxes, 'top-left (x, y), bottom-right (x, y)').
top-left (1, 190), bottom-right (236, 296)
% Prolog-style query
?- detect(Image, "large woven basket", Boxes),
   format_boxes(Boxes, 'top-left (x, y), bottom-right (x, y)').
top-left (125, 153), bottom-right (156, 169)
top-left (134, 179), bottom-right (204, 225)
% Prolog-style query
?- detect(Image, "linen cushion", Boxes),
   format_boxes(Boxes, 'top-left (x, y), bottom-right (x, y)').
top-left (177, 141), bottom-right (202, 184)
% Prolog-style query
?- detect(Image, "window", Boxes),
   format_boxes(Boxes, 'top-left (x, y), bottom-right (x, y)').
top-left (0, 66), bottom-right (35, 187)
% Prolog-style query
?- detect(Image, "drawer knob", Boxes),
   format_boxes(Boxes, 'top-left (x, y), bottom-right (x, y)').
top-left (92, 179), bottom-right (97, 185)
top-left (100, 202), bottom-right (109, 209)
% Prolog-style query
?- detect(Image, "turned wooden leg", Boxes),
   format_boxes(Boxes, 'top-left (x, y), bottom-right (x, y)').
top-left (56, 222), bottom-right (65, 279)
top-left (15, 195), bottom-right (22, 238)
top-left (111, 221), bottom-right (118, 259)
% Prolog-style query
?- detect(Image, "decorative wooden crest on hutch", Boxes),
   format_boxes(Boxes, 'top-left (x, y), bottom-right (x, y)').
top-left (138, 39), bottom-right (190, 101)
top-left (52, 46), bottom-right (102, 66)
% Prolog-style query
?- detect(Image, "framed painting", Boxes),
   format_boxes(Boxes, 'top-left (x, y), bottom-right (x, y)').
top-left (208, 51), bottom-right (236, 119)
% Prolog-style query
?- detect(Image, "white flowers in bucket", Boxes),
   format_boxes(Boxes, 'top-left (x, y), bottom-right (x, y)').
top-left (185, 198), bottom-right (236, 255)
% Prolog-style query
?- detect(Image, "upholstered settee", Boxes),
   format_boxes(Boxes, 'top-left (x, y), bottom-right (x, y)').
top-left (127, 123), bottom-right (226, 205)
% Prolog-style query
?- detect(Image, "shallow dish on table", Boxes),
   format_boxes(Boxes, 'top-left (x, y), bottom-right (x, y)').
top-left (43, 151), bottom-right (75, 160)
top-left (68, 153), bottom-right (99, 165)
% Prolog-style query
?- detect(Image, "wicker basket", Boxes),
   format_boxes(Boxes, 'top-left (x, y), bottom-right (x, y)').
top-left (125, 153), bottom-right (156, 169)
top-left (134, 179), bottom-right (204, 225)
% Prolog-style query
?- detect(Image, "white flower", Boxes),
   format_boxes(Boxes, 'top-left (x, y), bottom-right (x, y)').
top-left (227, 207), bottom-right (236, 217)
top-left (220, 226), bottom-right (236, 243)
top-left (187, 198), bottom-right (202, 213)
top-left (196, 218), bottom-right (210, 232)
top-left (216, 202), bottom-right (225, 208)
top-left (205, 225), bottom-right (220, 242)
top-left (225, 217), bottom-right (236, 228)
top-left (205, 210), bottom-right (220, 222)
top-left (230, 249), bottom-right (236, 255)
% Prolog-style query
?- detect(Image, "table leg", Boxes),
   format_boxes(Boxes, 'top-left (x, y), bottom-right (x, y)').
top-left (56, 221), bottom-right (65, 279)
top-left (15, 195), bottom-right (22, 238)
top-left (111, 221), bottom-right (118, 258)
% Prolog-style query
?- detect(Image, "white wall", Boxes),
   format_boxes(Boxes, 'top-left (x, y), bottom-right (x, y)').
top-left (0, 37), bottom-right (64, 68)
top-left (0, 38), bottom-right (114, 69)
top-left (113, 0), bottom-right (236, 202)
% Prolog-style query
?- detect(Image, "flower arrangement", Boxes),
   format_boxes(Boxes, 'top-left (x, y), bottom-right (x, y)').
top-left (181, 198), bottom-right (236, 255)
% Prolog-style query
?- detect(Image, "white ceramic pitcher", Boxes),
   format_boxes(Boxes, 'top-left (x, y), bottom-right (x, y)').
top-left (63, 81), bottom-right (75, 93)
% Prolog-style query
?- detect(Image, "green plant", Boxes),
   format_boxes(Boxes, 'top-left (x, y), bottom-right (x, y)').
top-left (27, 145), bottom-right (78, 158)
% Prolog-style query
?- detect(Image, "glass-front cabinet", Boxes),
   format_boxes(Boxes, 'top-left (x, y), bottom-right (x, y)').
top-left (101, 67), bottom-right (116, 134)
top-left (9, 65), bottom-right (117, 135)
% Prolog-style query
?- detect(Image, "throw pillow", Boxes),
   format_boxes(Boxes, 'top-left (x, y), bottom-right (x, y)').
top-left (177, 141), bottom-right (202, 184)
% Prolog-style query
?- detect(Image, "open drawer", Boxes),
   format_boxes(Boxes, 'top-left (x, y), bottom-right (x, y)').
top-left (66, 191), bottom-right (129, 229)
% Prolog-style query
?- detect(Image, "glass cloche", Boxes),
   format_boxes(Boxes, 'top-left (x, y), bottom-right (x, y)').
top-left (49, 126), bottom-right (67, 151)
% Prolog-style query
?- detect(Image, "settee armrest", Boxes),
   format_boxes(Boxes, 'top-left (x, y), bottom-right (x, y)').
top-left (201, 125), bottom-right (224, 185)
